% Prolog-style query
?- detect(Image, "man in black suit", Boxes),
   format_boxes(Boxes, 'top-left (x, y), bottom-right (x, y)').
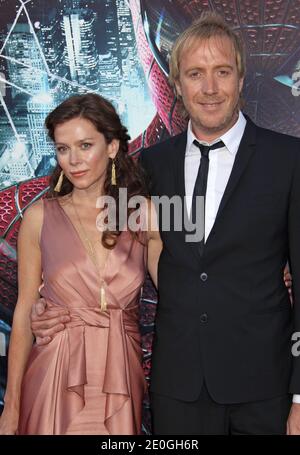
top-left (139, 12), bottom-right (300, 434)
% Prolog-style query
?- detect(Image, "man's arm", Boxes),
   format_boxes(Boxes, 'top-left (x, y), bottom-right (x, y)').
top-left (287, 148), bottom-right (300, 435)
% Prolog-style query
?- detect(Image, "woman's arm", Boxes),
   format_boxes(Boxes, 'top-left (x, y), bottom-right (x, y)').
top-left (0, 201), bottom-right (43, 434)
top-left (146, 200), bottom-right (162, 289)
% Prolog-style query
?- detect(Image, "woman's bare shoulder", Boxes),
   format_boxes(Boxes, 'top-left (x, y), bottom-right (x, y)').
top-left (20, 199), bottom-right (45, 237)
top-left (22, 198), bottom-right (44, 220)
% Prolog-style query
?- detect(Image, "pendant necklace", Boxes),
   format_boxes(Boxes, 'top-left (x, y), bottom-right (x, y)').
top-left (71, 195), bottom-right (107, 312)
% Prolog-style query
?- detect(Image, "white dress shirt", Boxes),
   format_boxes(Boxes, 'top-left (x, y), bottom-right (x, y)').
top-left (184, 111), bottom-right (300, 403)
top-left (185, 111), bottom-right (246, 241)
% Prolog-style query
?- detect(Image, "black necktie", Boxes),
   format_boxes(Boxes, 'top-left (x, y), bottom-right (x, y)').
top-left (191, 139), bottom-right (225, 255)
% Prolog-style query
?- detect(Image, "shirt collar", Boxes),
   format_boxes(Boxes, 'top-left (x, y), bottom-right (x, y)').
top-left (186, 111), bottom-right (247, 156)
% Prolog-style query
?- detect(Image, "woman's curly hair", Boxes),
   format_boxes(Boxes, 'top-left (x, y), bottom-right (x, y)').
top-left (45, 93), bottom-right (148, 248)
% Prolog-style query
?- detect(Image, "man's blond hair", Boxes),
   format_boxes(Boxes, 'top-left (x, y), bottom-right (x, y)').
top-left (169, 11), bottom-right (246, 89)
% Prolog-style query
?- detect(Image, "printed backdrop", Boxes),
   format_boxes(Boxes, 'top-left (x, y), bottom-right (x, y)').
top-left (0, 0), bottom-right (300, 433)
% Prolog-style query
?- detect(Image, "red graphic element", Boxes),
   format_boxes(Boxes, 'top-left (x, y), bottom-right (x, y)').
top-left (0, 178), bottom-right (49, 316)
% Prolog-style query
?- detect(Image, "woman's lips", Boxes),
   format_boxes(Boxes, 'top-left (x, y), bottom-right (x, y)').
top-left (70, 170), bottom-right (88, 178)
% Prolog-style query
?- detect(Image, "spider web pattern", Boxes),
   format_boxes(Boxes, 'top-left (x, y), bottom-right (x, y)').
top-left (0, 0), bottom-right (101, 150)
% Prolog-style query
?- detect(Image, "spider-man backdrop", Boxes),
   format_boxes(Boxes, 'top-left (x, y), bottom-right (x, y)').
top-left (0, 0), bottom-right (300, 433)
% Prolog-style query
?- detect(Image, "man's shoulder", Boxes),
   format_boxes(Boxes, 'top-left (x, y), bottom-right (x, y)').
top-left (245, 116), bottom-right (300, 160)
top-left (247, 117), bottom-right (300, 147)
top-left (257, 124), bottom-right (300, 145)
top-left (140, 130), bottom-right (187, 164)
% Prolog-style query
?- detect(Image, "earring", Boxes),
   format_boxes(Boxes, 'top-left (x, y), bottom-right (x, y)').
top-left (54, 170), bottom-right (64, 192)
top-left (111, 160), bottom-right (116, 186)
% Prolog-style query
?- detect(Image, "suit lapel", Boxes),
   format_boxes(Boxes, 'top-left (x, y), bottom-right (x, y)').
top-left (173, 131), bottom-right (191, 241)
top-left (173, 131), bottom-right (187, 202)
top-left (205, 117), bottom-right (257, 246)
top-left (173, 131), bottom-right (203, 262)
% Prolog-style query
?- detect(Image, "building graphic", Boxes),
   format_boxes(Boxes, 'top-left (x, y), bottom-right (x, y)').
top-left (0, 0), bottom-right (156, 190)
top-left (62, 9), bottom-right (99, 92)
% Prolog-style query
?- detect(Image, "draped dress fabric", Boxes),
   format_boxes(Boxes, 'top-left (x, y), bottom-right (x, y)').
top-left (18, 198), bottom-right (148, 435)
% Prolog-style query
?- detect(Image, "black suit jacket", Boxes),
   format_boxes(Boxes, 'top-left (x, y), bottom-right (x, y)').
top-left (140, 116), bottom-right (300, 403)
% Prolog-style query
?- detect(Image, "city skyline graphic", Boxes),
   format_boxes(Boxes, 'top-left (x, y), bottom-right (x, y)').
top-left (0, 0), bottom-right (156, 190)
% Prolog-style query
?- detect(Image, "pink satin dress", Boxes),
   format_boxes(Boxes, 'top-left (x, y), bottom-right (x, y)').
top-left (18, 198), bottom-right (148, 435)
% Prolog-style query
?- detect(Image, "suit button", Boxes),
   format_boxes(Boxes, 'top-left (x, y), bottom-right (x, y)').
top-left (200, 272), bottom-right (208, 282)
top-left (200, 313), bottom-right (208, 323)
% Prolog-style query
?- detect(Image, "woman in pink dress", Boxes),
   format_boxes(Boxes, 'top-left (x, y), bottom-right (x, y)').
top-left (0, 94), bottom-right (162, 435)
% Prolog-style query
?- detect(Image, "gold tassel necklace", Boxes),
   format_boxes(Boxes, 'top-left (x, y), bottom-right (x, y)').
top-left (71, 195), bottom-right (107, 312)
